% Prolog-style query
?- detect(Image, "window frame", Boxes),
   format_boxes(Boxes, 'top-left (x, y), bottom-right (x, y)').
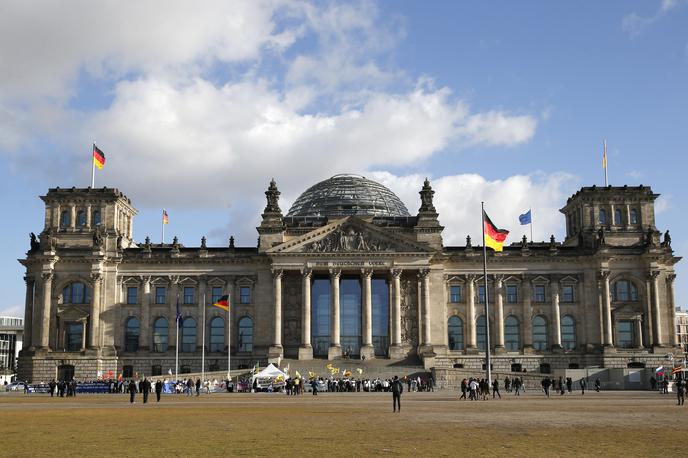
top-left (126, 286), bottom-right (138, 305)
top-left (155, 286), bottom-right (167, 305)
top-left (449, 285), bottom-right (462, 303)
top-left (561, 285), bottom-right (575, 303)
top-left (561, 315), bottom-right (576, 351)
top-left (533, 285), bottom-right (546, 303)
top-left (181, 317), bottom-right (197, 353)
top-left (504, 316), bottom-right (520, 351)
top-left (183, 286), bottom-right (195, 305)
top-left (447, 315), bottom-right (464, 351)
top-left (238, 316), bottom-right (254, 352)
top-left (506, 285), bottom-right (518, 304)
top-left (152, 317), bottom-right (169, 353)
top-left (239, 286), bottom-right (251, 304)
top-left (124, 317), bottom-right (140, 352)
top-left (532, 315), bottom-right (548, 351)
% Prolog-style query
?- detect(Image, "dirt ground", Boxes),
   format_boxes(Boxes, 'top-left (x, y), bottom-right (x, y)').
top-left (0, 390), bottom-right (684, 457)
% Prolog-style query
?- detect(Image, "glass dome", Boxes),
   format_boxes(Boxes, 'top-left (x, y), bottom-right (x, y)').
top-left (286, 174), bottom-right (411, 218)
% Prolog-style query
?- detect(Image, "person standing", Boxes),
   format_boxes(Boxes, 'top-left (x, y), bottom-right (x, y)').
top-left (155, 379), bottom-right (163, 402)
top-left (196, 378), bottom-right (201, 396)
top-left (492, 379), bottom-right (501, 399)
top-left (129, 379), bottom-right (137, 404)
top-left (142, 379), bottom-right (150, 404)
top-left (580, 378), bottom-right (587, 395)
top-left (675, 378), bottom-right (685, 406)
top-left (391, 375), bottom-right (403, 412)
top-left (595, 378), bottom-right (601, 392)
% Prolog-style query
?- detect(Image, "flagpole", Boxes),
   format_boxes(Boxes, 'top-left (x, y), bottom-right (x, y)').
top-left (175, 292), bottom-right (179, 382)
top-left (603, 140), bottom-right (608, 187)
top-left (201, 290), bottom-right (206, 384)
top-left (162, 209), bottom-right (165, 245)
top-left (91, 142), bottom-right (96, 188)
top-left (530, 208), bottom-right (534, 243)
top-left (227, 292), bottom-right (232, 384)
top-left (481, 202), bottom-right (493, 386)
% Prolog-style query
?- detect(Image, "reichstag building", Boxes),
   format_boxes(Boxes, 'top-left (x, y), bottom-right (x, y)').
top-left (17, 174), bottom-right (681, 381)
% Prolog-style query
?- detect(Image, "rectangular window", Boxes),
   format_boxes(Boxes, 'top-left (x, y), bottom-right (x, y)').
top-left (562, 285), bottom-right (574, 303)
top-left (478, 285), bottom-right (485, 304)
top-left (211, 287), bottom-right (223, 304)
top-left (506, 285), bottom-right (518, 303)
top-left (240, 286), bottom-right (251, 304)
top-left (183, 286), bottom-right (195, 305)
top-left (617, 320), bottom-right (634, 348)
top-left (450, 285), bottom-right (461, 303)
top-left (155, 287), bottom-right (166, 304)
top-left (534, 285), bottom-right (546, 303)
top-left (126, 287), bottom-right (138, 305)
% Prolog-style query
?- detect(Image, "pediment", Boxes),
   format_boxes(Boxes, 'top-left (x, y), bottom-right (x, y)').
top-left (267, 217), bottom-right (431, 254)
top-left (57, 304), bottom-right (89, 321)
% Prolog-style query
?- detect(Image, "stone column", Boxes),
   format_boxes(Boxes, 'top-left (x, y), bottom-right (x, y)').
top-left (360, 268), bottom-right (375, 359)
top-left (69, 204), bottom-right (76, 229)
top-left (494, 276), bottom-right (505, 352)
top-left (89, 272), bottom-right (102, 349)
top-left (81, 319), bottom-right (87, 351)
top-left (466, 275), bottom-right (477, 350)
top-left (169, 278), bottom-right (179, 352)
top-left (389, 269), bottom-right (404, 358)
top-left (140, 276), bottom-right (151, 351)
top-left (23, 276), bottom-right (34, 350)
top-left (328, 269), bottom-right (342, 359)
top-left (39, 271), bottom-right (54, 350)
top-left (299, 268), bottom-right (313, 360)
top-left (650, 271), bottom-right (663, 347)
top-left (644, 277), bottom-right (654, 348)
top-left (418, 268), bottom-right (431, 348)
top-left (269, 269), bottom-right (284, 358)
top-left (197, 277), bottom-right (206, 351)
top-left (635, 318), bottom-right (644, 349)
top-left (551, 278), bottom-right (562, 351)
top-left (666, 274), bottom-right (677, 347)
top-left (522, 277), bottom-right (533, 352)
top-left (601, 271), bottom-right (613, 347)
top-left (86, 204), bottom-right (92, 228)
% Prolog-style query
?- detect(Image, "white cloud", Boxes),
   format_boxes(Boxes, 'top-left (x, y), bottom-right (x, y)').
top-left (0, 304), bottom-right (23, 319)
top-left (655, 194), bottom-right (672, 214)
top-left (370, 171), bottom-right (578, 245)
top-left (622, 0), bottom-right (680, 36)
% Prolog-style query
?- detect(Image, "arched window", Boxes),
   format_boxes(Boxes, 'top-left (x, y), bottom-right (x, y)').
top-left (93, 210), bottom-right (101, 226)
top-left (476, 315), bottom-right (487, 351)
top-left (505, 316), bottom-right (520, 351)
top-left (238, 316), bottom-right (254, 352)
top-left (181, 318), bottom-right (196, 352)
top-left (612, 280), bottom-right (639, 302)
top-left (124, 317), bottom-right (140, 352)
top-left (532, 315), bottom-right (548, 351)
top-left (153, 317), bottom-right (168, 352)
top-left (209, 317), bottom-right (225, 352)
top-left (76, 210), bottom-right (87, 227)
top-left (599, 209), bottom-right (607, 225)
top-left (60, 210), bottom-right (71, 227)
top-left (630, 209), bottom-right (638, 225)
top-left (561, 315), bottom-right (576, 350)
top-left (62, 282), bottom-right (91, 304)
top-left (614, 208), bottom-right (622, 225)
top-left (447, 316), bottom-right (464, 351)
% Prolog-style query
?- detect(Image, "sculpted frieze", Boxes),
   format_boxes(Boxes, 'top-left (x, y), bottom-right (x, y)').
top-left (304, 226), bottom-right (394, 253)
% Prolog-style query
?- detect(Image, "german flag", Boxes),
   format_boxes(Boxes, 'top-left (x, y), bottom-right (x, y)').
top-left (93, 144), bottom-right (106, 169)
top-left (212, 295), bottom-right (229, 311)
top-left (162, 210), bottom-right (169, 225)
top-left (484, 210), bottom-right (509, 252)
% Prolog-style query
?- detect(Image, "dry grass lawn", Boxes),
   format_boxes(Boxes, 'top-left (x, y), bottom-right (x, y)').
top-left (0, 390), bottom-right (684, 457)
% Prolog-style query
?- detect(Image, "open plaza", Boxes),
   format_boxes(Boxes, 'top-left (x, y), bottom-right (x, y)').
top-left (0, 389), bottom-right (684, 457)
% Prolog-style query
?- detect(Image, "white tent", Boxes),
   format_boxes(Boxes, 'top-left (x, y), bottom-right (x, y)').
top-left (252, 364), bottom-right (287, 389)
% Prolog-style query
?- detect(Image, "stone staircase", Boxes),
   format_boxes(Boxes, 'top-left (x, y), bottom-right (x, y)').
top-left (274, 357), bottom-right (426, 380)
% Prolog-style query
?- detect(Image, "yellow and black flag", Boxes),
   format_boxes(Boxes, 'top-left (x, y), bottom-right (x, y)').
top-left (93, 144), bottom-right (106, 169)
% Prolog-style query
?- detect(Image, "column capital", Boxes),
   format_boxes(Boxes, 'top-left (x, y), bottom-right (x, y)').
top-left (168, 274), bottom-right (180, 285)
top-left (464, 273), bottom-right (478, 283)
top-left (666, 273), bottom-right (676, 284)
top-left (329, 268), bottom-right (341, 279)
top-left (90, 272), bottom-right (103, 284)
top-left (41, 271), bottom-right (53, 281)
top-left (598, 270), bottom-right (611, 280)
top-left (301, 267), bottom-right (313, 278)
top-left (361, 268), bottom-right (373, 278)
top-left (138, 275), bottom-right (151, 285)
top-left (391, 268), bottom-right (403, 278)
top-left (494, 274), bottom-right (505, 287)
top-left (24, 275), bottom-right (34, 285)
top-left (271, 268), bottom-right (284, 279)
top-left (417, 267), bottom-right (430, 280)
top-left (647, 270), bottom-right (660, 280)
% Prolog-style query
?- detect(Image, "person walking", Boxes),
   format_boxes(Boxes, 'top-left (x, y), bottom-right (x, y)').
top-left (580, 378), bottom-right (587, 395)
top-left (391, 375), bottom-right (403, 412)
top-left (594, 378), bottom-right (601, 393)
top-left (196, 378), bottom-right (201, 396)
top-left (128, 379), bottom-right (137, 404)
top-left (459, 378), bottom-right (467, 400)
top-left (155, 379), bottom-right (163, 402)
top-left (492, 379), bottom-right (501, 399)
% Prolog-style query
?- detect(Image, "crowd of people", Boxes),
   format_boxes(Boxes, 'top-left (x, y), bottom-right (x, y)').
top-left (458, 375), bottom-right (605, 400)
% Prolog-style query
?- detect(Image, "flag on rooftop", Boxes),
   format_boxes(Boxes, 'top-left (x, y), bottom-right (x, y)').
top-left (93, 144), bottom-right (106, 169)
top-left (483, 211), bottom-right (509, 252)
top-left (519, 210), bottom-right (532, 225)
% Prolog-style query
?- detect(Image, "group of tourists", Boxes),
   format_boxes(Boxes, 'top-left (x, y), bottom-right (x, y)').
top-left (47, 379), bottom-right (78, 397)
top-left (459, 375), bottom-right (602, 400)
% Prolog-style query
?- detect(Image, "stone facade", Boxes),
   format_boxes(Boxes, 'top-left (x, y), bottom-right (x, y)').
top-left (17, 179), bottom-right (682, 382)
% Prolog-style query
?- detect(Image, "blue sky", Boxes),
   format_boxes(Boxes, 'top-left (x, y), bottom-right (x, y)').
top-left (0, 0), bottom-right (686, 317)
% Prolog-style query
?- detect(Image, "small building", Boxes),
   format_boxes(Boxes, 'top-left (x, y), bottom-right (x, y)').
top-left (0, 316), bottom-right (24, 379)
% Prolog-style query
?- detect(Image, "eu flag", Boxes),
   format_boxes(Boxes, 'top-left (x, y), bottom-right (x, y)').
top-left (519, 210), bottom-right (532, 225)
